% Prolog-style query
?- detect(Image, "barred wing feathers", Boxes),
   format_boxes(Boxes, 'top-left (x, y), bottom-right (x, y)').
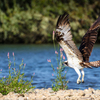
top-left (79, 16), bottom-right (100, 62)
top-left (55, 13), bottom-right (83, 61)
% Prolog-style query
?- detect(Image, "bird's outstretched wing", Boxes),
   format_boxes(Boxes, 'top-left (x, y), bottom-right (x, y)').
top-left (55, 13), bottom-right (83, 61)
top-left (79, 16), bottom-right (100, 62)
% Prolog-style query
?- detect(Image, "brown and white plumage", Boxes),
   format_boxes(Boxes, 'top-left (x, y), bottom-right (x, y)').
top-left (79, 16), bottom-right (100, 62)
top-left (55, 13), bottom-right (100, 84)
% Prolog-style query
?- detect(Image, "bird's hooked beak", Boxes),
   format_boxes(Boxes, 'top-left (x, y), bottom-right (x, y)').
top-left (62, 61), bottom-right (68, 66)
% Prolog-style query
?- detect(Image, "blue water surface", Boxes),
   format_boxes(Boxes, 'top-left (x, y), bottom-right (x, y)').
top-left (0, 44), bottom-right (100, 90)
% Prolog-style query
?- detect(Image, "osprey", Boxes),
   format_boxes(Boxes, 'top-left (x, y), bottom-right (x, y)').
top-left (55, 13), bottom-right (100, 84)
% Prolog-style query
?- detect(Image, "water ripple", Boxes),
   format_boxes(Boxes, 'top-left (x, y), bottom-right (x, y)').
top-left (0, 44), bottom-right (100, 90)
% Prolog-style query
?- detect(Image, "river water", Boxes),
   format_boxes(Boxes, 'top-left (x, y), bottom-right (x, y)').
top-left (0, 44), bottom-right (100, 90)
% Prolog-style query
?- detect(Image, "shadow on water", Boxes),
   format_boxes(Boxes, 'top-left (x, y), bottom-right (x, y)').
top-left (0, 44), bottom-right (100, 90)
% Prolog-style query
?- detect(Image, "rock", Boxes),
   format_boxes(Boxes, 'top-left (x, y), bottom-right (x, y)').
top-left (49, 89), bottom-right (54, 93)
top-left (1, 88), bottom-right (100, 99)
top-left (18, 94), bottom-right (25, 97)
top-left (49, 92), bottom-right (56, 96)
top-left (78, 91), bottom-right (85, 96)
top-left (0, 93), bottom-right (3, 98)
top-left (17, 96), bottom-right (25, 100)
top-left (34, 89), bottom-right (40, 93)
top-left (7, 92), bottom-right (15, 96)
top-left (27, 88), bottom-right (35, 93)
top-left (50, 96), bottom-right (60, 100)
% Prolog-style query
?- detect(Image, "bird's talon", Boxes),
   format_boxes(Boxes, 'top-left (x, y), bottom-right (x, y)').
top-left (82, 80), bottom-right (84, 83)
top-left (77, 80), bottom-right (81, 84)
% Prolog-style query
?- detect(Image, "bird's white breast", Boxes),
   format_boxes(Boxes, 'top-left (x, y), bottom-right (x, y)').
top-left (67, 55), bottom-right (83, 69)
top-left (59, 41), bottom-right (83, 70)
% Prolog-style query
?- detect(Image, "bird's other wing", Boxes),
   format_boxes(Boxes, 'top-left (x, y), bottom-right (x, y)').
top-left (55, 13), bottom-right (83, 61)
top-left (79, 16), bottom-right (100, 62)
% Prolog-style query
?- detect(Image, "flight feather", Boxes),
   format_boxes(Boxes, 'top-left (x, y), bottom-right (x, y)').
top-left (55, 13), bottom-right (83, 61)
top-left (79, 17), bottom-right (100, 62)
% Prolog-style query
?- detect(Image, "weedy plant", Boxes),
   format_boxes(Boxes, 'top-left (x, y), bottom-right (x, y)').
top-left (0, 52), bottom-right (35, 95)
top-left (47, 31), bottom-right (68, 91)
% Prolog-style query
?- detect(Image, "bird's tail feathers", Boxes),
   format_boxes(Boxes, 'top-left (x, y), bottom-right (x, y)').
top-left (89, 60), bottom-right (100, 67)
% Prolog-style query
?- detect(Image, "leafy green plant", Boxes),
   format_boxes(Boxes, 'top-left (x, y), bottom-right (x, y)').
top-left (47, 32), bottom-right (68, 91)
top-left (0, 52), bottom-right (35, 95)
top-left (48, 48), bottom-right (68, 91)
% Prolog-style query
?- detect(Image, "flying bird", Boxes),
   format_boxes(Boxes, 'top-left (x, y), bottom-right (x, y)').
top-left (55, 13), bottom-right (100, 84)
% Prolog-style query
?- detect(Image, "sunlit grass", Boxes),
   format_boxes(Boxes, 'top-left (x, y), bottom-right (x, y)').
top-left (0, 52), bottom-right (35, 95)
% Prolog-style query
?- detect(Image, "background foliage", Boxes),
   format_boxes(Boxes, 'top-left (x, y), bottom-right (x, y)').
top-left (0, 0), bottom-right (100, 44)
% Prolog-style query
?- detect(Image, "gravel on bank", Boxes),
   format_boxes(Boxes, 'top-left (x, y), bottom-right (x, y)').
top-left (0, 88), bottom-right (100, 100)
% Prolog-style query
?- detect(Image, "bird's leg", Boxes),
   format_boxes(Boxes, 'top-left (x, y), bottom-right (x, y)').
top-left (74, 68), bottom-right (81, 84)
top-left (81, 69), bottom-right (85, 83)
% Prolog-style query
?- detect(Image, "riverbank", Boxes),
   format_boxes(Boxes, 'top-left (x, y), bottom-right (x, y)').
top-left (0, 88), bottom-right (100, 100)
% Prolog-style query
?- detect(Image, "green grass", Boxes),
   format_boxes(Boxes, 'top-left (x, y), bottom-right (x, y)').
top-left (0, 52), bottom-right (35, 95)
